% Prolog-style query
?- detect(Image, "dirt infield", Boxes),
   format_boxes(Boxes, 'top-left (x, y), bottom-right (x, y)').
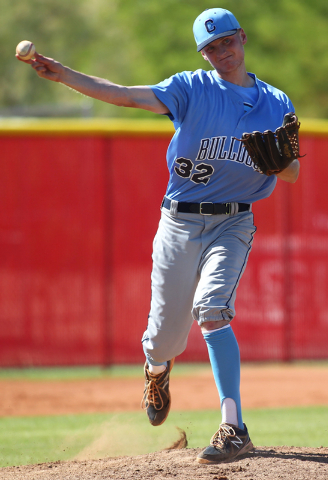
top-left (1, 363), bottom-right (328, 479)
top-left (1, 363), bottom-right (327, 416)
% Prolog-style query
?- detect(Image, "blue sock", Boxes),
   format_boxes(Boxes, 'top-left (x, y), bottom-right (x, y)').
top-left (203, 326), bottom-right (243, 429)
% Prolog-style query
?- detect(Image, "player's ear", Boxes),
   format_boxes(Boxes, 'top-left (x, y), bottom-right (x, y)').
top-left (201, 51), bottom-right (209, 62)
top-left (239, 28), bottom-right (247, 45)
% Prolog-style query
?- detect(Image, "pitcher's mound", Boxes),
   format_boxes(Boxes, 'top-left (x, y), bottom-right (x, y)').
top-left (2, 446), bottom-right (328, 480)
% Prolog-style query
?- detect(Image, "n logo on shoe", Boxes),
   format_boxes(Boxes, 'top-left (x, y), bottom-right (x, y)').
top-left (231, 435), bottom-right (243, 448)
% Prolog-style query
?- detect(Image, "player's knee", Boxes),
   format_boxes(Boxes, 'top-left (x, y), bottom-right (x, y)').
top-left (200, 319), bottom-right (230, 333)
top-left (142, 332), bottom-right (187, 363)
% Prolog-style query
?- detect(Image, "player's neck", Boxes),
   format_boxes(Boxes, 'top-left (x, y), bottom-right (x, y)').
top-left (216, 68), bottom-right (254, 88)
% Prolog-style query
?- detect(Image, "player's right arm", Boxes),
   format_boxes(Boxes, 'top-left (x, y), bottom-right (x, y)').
top-left (18, 53), bottom-right (170, 115)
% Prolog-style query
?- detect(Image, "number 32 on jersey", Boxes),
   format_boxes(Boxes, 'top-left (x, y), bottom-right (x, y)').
top-left (174, 157), bottom-right (214, 185)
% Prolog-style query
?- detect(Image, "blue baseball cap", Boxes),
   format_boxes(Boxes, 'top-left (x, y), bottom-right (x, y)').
top-left (193, 8), bottom-right (240, 52)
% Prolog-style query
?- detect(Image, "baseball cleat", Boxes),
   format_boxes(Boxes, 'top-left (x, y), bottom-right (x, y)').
top-left (141, 358), bottom-right (175, 426)
top-left (196, 423), bottom-right (254, 464)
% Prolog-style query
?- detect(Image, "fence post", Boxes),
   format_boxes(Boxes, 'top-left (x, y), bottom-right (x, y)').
top-left (280, 181), bottom-right (293, 362)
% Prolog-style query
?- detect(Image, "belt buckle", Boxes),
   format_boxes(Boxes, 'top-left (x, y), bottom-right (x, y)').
top-left (200, 202), bottom-right (214, 215)
top-left (225, 203), bottom-right (232, 215)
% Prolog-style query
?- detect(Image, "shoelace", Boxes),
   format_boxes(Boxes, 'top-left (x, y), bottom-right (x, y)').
top-left (210, 424), bottom-right (237, 448)
top-left (141, 371), bottom-right (167, 411)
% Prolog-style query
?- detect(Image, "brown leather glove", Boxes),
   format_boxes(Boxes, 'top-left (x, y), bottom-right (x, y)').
top-left (237, 112), bottom-right (302, 176)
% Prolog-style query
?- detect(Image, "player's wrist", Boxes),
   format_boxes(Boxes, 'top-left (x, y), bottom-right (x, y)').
top-left (54, 63), bottom-right (68, 84)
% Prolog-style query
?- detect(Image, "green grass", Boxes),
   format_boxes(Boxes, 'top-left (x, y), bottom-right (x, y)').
top-left (0, 406), bottom-right (327, 468)
top-left (0, 360), bottom-right (327, 381)
top-left (0, 363), bottom-right (214, 380)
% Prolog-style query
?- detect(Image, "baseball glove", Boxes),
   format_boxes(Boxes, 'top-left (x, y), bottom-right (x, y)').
top-left (237, 112), bottom-right (302, 176)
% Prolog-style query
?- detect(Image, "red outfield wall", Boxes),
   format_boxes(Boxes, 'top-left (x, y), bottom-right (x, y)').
top-left (0, 118), bottom-right (327, 366)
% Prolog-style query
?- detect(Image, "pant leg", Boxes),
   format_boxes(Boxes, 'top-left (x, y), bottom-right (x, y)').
top-left (142, 208), bottom-right (204, 364)
top-left (192, 212), bottom-right (256, 324)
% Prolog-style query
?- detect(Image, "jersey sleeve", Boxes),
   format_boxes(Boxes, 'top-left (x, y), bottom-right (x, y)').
top-left (284, 96), bottom-right (295, 115)
top-left (148, 72), bottom-right (193, 127)
top-left (272, 86), bottom-right (295, 120)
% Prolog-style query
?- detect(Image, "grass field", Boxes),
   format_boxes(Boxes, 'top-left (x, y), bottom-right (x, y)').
top-left (0, 407), bottom-right (327, 468)
top-left (0, 364), bottom-right (327, 468)
top-left (1, 360), bottom-right (327, 379)
top-left (0, 363), bottom-right (220, 380)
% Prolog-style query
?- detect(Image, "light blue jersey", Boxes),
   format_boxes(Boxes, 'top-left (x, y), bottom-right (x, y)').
top-left (150, 70), bottom-right (294, 204)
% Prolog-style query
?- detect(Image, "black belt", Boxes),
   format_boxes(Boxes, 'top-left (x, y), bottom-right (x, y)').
top-left (162, 197), bottom-right (250, 215)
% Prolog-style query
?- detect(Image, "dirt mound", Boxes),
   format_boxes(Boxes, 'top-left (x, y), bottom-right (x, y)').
top-left (2, 446), bottom-right (328, 480)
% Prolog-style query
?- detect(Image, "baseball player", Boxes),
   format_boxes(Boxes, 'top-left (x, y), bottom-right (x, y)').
top-left (18, 8), bottom-right (300, 464)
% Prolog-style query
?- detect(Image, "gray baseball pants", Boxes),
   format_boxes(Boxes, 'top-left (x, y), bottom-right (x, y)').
top-left (142, 199), bottom-right (256, 365)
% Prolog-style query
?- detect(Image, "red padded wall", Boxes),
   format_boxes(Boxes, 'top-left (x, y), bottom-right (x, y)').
top-left (0, 136), bottom-right (108, 365)
top-left (0, 129), bottom-right (326, 365)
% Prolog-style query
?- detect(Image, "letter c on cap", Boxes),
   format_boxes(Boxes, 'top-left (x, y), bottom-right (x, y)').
top-left (205, 19), bottom-right (216, 33)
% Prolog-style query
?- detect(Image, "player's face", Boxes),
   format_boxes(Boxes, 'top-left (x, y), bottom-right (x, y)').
top-left (201, 29), bottom-right (247, 78)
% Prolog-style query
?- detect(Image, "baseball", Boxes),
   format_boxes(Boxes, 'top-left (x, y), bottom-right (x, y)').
top-left (16, 40), bottom-right (36, 60)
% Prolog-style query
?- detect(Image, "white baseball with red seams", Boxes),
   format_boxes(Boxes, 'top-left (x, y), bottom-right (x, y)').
top-left (16, 40), bottom-right (35, 60)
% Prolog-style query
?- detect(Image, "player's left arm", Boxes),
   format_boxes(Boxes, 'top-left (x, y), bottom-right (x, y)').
top-left (275, 159), bottom-right (300, 183)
